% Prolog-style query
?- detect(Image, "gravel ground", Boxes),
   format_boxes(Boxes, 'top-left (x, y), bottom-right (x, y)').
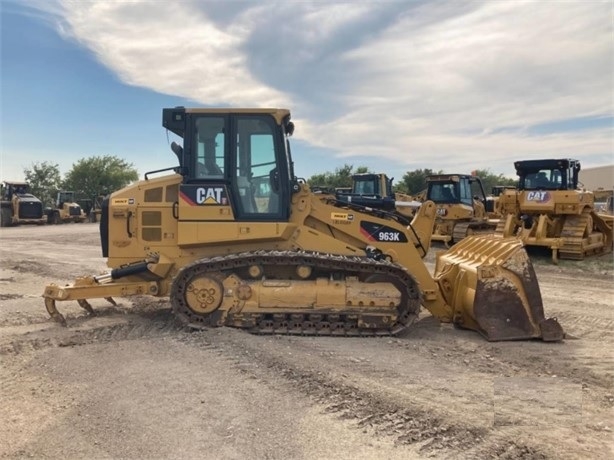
top-left (1, 223), bottom-right (612, 459)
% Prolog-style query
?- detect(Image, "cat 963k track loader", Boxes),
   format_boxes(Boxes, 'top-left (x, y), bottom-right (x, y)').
top-left (42, 107), bottom-right (563, 341)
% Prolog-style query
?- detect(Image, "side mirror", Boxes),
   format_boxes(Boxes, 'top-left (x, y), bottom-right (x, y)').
top-left (171, 142), bottom-right (183, 162)
top-left (285, 121), bottom-right (295, 136)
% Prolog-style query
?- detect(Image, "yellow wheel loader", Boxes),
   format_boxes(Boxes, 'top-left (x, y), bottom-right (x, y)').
top-left (46, 191), bottom-right (87, 224)
top-left (42, 107), bottom-right (563, 341)
top-left (496, 159), bottom-right (613, 263)
top-left (425, 174), bottom-right (498, 246)
top-left (0, 181), bottom-right (47, 227)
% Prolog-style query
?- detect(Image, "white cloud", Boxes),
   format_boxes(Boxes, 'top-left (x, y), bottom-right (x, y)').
top-left (54, 0), bottom-right (290, 106)
top-left (36, 0), bottom-right (614, 175)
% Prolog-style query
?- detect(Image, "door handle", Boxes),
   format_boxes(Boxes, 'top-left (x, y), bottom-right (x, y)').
top-left (126, 211), bottom-right (133, 238)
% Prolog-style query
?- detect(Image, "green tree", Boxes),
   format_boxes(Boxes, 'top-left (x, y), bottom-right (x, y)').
top-left (63, 155), bottom-right (139, 200)
top-left (23, 161), bottom-right (62, 207)
top-left (395, 168), bottom-right (443, 195)
top-left (470, 169), bottom-right (517, 195)
top-left (307, 164), bottom-right (370, 190)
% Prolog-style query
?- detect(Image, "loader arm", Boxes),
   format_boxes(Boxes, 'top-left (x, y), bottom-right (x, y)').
top-left (289, 185), bottom-right (562, 340)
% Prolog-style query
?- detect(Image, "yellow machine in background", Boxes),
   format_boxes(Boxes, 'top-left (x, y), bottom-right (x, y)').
top-left (496, 159), bottom-right (613, 263)
top-left (42, 107), bottom-right (563, 341)
top-left (593, 189), bottom-right (613, 215)
top-left (46, 191), bottom-right (87, 224)
top-left (0, 181), bottom-right (47, 227)
top-left (485, 185), bottom-right (515, 219)
top-left (335, 173), bottom-right (422, 219)
top-left (425, 174), bottom-right (498, 246)
top-left (592, 189), bottom-right (613, 232)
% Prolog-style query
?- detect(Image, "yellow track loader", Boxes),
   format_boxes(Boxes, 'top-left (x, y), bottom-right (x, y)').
top-left (496, 159), bottom-right (613, 263)
top-left (42, 107), bottom-right (563, 341)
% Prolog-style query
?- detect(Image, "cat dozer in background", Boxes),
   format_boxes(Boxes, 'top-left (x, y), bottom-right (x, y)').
top-left (425, 174), bottom-right (498, 246)
top-left (496, 159), bottom-right (612, 263)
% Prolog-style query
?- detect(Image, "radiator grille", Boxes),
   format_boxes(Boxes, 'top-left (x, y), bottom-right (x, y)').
top-left (18, 202), bottom-right (43, 219)
top-left (69, 206), bottom-right (82, 216)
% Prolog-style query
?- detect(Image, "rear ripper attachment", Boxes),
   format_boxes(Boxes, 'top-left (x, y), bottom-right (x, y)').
top-left (43, 256), bottom-right (171, 326)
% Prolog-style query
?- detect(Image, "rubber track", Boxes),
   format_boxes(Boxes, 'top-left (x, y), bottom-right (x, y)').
top-left (171, 250), bottom-right (422, 337)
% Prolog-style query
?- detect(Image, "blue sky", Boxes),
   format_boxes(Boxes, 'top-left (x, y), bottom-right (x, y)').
top-left (1, 0), bottom-right (612, 184)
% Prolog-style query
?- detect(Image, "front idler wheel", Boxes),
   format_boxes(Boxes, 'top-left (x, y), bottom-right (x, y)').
top-left (171, 268), bottom-right (226, 328)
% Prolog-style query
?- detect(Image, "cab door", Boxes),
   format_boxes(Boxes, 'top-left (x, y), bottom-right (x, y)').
top-left (176, 113), bottom-right (291, 247)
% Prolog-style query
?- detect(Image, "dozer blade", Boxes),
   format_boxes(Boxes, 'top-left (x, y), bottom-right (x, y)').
top-left (434, 235), bottom-right (564, 341)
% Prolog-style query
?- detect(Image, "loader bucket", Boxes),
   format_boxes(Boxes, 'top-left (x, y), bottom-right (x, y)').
top-left (434, 235), bottom-right (564, 341)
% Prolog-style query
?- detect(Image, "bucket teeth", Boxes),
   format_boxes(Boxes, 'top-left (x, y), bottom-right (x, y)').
top-left (105, 297), bottom-right (117, 306)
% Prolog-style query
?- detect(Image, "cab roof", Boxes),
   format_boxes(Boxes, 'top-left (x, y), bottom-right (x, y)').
top-left (514, 159), bottom-right (580, 171)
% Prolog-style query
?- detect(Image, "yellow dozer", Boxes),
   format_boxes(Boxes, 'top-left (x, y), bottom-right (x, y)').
top-left (426, 174), bottom-right (498, 246)
top-left (42, 107), bottom-right (563, 341)
top-left (496, 159), bottom-right (613, 263)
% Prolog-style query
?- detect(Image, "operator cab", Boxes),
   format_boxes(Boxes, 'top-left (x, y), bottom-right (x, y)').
top-left (57, 191), bottom-right (76, 208)
top-left (163, 107), bottom-right (297, 221)
top-left (2, 182), bottom-right (31, 200)
top-left (426, 174), bottom-right (486, 207)
top-left (335, 173), bottom-right (396, 210)
top-left (515, 159), bottom-right (580, 191)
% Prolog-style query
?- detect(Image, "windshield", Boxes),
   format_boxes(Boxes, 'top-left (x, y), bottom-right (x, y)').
top-left (428, 181), bottom-right (459, 204)
top-left (519, 168), bottom-right (566, 190)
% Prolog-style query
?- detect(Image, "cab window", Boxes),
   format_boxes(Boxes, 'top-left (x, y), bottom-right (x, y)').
top-left (428, 182), bottom-right (458, 203)
top-left (235, 117), bottom-right (281, 216)
top-left (459, 179), bottom-right (473, 206)
top-left (194, 117), bottom-right (225, 179)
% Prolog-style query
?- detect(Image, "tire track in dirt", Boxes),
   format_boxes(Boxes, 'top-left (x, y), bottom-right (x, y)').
top-left (174, 330), bottom-right (554, 460)
top-left (0, 317), bottom-right (553, 459)
top-left (0, 308), bottom-right (180, 357)
top-left (0, 257), bottom-right (106, 282)
top-left (1, 224), bottom-right (611, 460)
top-left (552, 312), bottom-right (614, 340)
